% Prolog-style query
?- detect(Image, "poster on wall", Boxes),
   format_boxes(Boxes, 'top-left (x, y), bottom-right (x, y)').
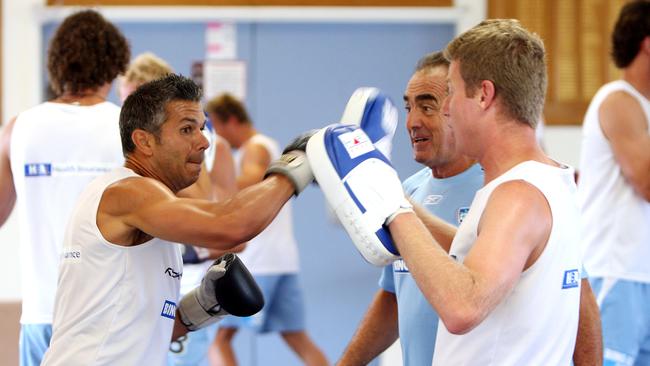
top-left (205, 22), bottom-right (237, 60)
top-left (201, 60), bottom-right (247, 102)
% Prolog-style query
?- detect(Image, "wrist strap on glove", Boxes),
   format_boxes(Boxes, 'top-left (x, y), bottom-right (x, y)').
top-left (265, 150), bottom-right (313, 195)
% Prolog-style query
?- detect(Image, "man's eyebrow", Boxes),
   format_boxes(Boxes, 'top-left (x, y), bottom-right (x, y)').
top-left (415, 94), bottom-right (438, 103)
top-left (404, 94), bottom-right (438, 102)
top-left (181, 117), bottom-right (201, 124)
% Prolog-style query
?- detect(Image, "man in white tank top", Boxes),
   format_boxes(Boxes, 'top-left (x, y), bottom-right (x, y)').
top-left (337, 52), bottom-right (601, 366)
top-left (42, 74), bottom-right (313, 365)
top-left (578, 2), bottom-right (650, 365)
top-left (207, 94), bottom-right (328, 366)
top-left (338, 20), bottom-right (584, 365)
top-left (0, 10), bottom-right (130, 366)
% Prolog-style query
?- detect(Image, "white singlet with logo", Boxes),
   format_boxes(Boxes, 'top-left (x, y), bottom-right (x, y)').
top-left (9, 101), bottom-right (124, 324)
top-left (42, 167), bottom-right (182, 366)
top-left (578, 80), bottom-right (650, 282)
top-left (233, 134), bottom-right (299, 274)
top-left (432, 161), bottom-right (581, 366)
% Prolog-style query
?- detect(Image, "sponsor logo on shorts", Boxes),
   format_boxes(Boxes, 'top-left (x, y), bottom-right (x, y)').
top-left (562, 269), bottom-right (580, 289)
top-left (338, 129), bottom-right (374, 159)
top-left (423, 195), bottom-right (443, 205)
top-left (393, 259), bottom-right (410, 273)
top-left (24, 163), bottom-right (51, 177)
top-left (161, 300), bottom-right (176, 319)
top-left (165, 267), bottom-right (182, 280)
top-left (457, 207), bottom-right (470, 225)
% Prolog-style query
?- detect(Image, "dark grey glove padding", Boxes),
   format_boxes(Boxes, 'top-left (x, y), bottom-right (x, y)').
top-left (178, 253), bottom-right (264, 331)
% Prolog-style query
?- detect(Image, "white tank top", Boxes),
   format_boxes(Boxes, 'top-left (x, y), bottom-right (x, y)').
top-left (432, 161), bottom-right (581, 366)
top-left (9, 101), bottom-right (124, 324)
top-left (233, 134), bottom-right (299, 274)
top-left (43, 167), bottom-right (183, 366)
top-left (578, 80), bottom-right (650, 282)
top-left (177, 133), bottom-right (228, 295)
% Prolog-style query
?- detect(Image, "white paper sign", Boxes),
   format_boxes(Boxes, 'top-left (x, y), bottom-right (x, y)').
top-left (205, 22), bottom-right (237, 60)
top-left (203, 60), bottom-right (247, 101)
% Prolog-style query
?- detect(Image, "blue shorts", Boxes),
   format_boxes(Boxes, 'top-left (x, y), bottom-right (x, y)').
top-left (220, 273), bottom-right (305, 333)
top-left (19, 323), bottom-right (52, 366)
top-left (590, 277), bottom-right (650, 366)
top-left (167, 323), bottom-right (217, 366)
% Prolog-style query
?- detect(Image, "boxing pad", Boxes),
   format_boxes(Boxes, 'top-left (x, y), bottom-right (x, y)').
top-left (340, 87), bottom-right (398, 160)
top-left (306, 124), bottom-right (412, 266)
top-left (178, 253), bottom-right (264, 331)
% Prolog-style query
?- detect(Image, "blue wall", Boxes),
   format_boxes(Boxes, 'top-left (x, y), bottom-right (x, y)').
top-left (43, 20), bottom-right (454, 365)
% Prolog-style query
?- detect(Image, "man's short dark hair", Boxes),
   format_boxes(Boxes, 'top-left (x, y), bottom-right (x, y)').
top-left (47, 9), bottom-right (130, 95)
top-left (612, 0), bottom-right (650, 68)
top-left (119, 74), bottom-right (202, 156)
top-left (415, 51), bottom-right (450, 72)
top-left (205, 93), bottom-right (252, 125)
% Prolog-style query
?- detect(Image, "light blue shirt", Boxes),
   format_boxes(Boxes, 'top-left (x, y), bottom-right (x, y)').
top-left (379, 163), bottom-right (484, 366)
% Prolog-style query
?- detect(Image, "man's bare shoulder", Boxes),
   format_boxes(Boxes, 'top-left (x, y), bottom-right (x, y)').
top-left (242, 137), bottom-right (271, 155)
top-left (101, 175), bottom-right (175, 216)
top-left (599, 90), bottom-right (646, 132)
top-left (0, 116), bottom-right (18, 157)
top-left (489, 179), bottom-right (548, 208)
top-left (240, 137), bottom-right (272, 168)
top-left (602, 89), bottom-right (640, 107)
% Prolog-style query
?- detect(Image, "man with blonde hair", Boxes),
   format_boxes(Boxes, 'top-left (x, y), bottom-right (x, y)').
top-left (315, 19), bottom-right (583, 365)
top-left (118, 52), bottom-right (174, 103)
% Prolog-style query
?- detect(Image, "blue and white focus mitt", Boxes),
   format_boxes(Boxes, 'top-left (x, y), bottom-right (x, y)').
top-left (340, 87), bottom-right (398, 161)
top-left (306, 124), bottom-right (412, 266)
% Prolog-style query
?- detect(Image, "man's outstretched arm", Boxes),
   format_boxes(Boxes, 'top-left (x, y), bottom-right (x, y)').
top-left (338, 289), bottom-right (399, 366)
top-left (0, 117), bottom-right (17, 227)
top-left (573, 278), bottom-right (603, 366)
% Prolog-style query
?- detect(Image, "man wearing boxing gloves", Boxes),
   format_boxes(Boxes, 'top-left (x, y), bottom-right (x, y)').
top-left (335, 52), bottom-right (601, 366)
top-left (308, 20), bottom-right (583, 365)
top-left (42, 74), bottom-right (313, 365)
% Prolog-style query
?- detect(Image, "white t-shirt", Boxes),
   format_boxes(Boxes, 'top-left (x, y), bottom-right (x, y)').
top-left (43, 167), bottom-right (182, 366)
top-left (9, 101), bottom-right (124, 324)
top-left (432, 161), bottom-right (581, 365)
top-left (233, 134), bottom-right (300, 274)
top-left (578, 80), bottom-right (650, 282)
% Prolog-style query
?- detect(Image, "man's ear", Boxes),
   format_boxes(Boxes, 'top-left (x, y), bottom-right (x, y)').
top-left (478, 80), bottom-right (496, 110)
top-left (226, 115), bottom-right (240, 126)
top-left (131, 129), bottom-right (156, 156)
top-left (642, 36), bottom-right (650, 55)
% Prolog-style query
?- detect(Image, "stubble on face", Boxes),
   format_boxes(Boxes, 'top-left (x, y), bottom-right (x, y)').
top-left (155, 100), bottom-right (207, 191)
top-left (404, 67), bottom-right (453, 169)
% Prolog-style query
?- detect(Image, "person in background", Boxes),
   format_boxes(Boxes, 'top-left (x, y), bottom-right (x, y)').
top-left (579, 1), bottom-right (650, 364)
top-left (0, 10), bottom-right (130, 365)
top-left (207, 93), bottom-right (329, 366)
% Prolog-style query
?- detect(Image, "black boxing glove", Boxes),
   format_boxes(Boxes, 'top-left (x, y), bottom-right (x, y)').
top-left (178, 253), bottom-right (264, 331)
